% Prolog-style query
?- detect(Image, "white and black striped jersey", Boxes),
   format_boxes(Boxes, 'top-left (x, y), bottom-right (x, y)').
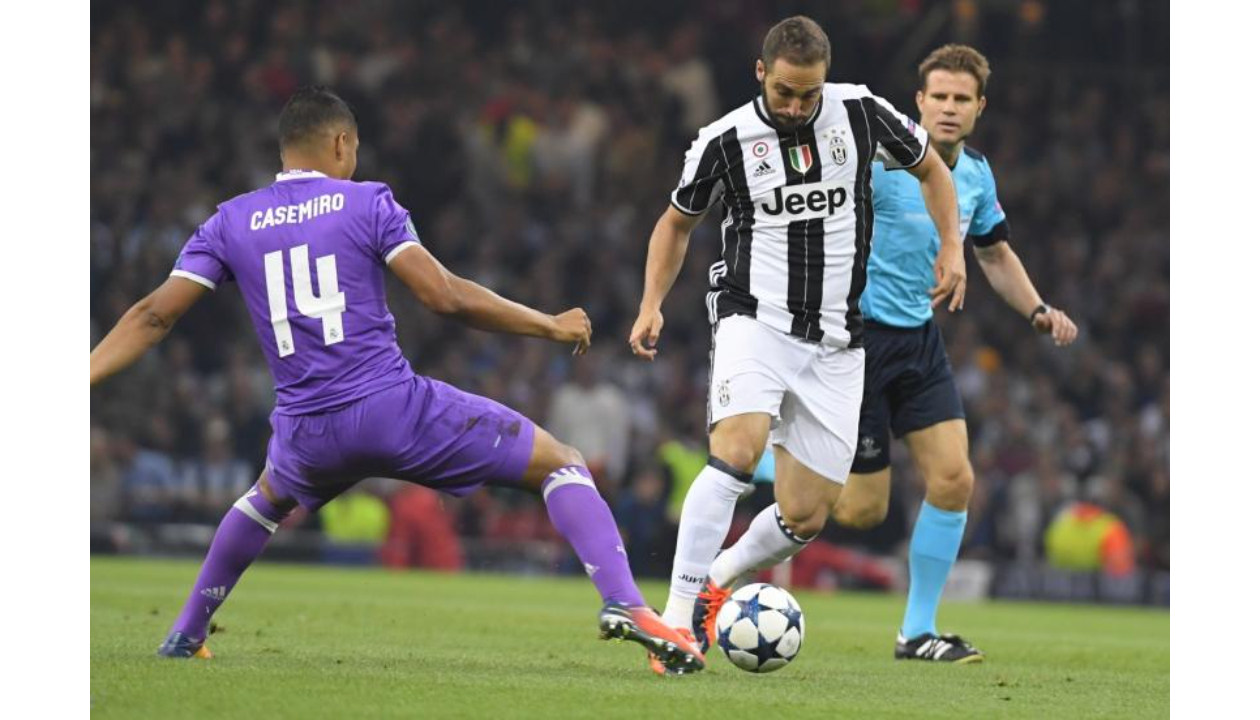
top-left (671, 83), bottom-right (929, 349)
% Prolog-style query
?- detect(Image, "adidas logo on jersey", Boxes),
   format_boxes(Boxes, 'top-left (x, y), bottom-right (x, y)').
top-left (753, 160), bottom-right (776, 177)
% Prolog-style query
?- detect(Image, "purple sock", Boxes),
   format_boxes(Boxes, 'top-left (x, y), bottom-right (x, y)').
top-left (170, 485), bottom-right (289, 641)
top-left (542, 466), bottom-right (645, 607)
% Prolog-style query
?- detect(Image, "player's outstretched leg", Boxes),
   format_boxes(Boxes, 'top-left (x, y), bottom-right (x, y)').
top-left (896, 419), bottom-right (983, 664)
top-left (157, 474), bottom-right (295, 658)
top-left (696, 447), bottom-right (838, 652)
top-left (517, 426), bottom-right (703, 676)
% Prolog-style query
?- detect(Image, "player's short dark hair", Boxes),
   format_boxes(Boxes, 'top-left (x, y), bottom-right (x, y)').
top-left (918, 44), bottom-right (991, 97)
top-left (762, 16), bottom-right (831, 70)
top-left (278, 86), bottom-right (357, 149)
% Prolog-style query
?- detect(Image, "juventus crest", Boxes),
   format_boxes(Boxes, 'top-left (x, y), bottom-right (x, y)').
top-left (829, 135), bottom-right (847, 165)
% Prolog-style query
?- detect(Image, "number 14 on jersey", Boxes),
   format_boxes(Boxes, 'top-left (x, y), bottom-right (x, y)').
top-left (264, 244), bottom-right (347, 357)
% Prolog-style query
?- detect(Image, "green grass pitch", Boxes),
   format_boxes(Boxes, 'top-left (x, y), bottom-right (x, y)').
top-left (91, 557), bottom-right (1169, 718)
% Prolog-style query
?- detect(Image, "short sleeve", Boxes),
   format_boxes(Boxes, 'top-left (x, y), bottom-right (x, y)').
top-left (869, 161), bottom-right (891, 211)
top-left (968, 161), bottom-right (1010, 247)
top-left (868, 95), bottom-right (929, 170)
top-left (171, 212), bottom-right (231, 290)
top-left (670, 131), bottom-right (727, 216)
top-left (372, 185), bottom-right (422, 264)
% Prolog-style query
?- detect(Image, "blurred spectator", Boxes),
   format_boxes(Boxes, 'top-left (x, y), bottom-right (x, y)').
top-left (118, 436), bottom-right (178, 523)
top-left (1044, 502), bottom-right (1137, 577)
top-left (380, 486), bottom-right (464, 571)
top-left (657, 436), bottom-right (707, 524)
top-left (613, 465), bottom-right (671, 576)
top-left (547, 351), bottom-right (632, 488)
top-left (320, 486), bottom-right (391, 565)
top-left (659, 24), bottom-right (720, 138)
top-left (91, 426), bottom-right (123, 522)
top-left (178, 416), bottom-right (254, 522)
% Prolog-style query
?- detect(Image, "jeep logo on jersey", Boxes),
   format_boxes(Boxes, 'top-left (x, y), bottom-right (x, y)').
top-left (787, 144), bottom-right (813, 174)
top-left (758, 180), bottom-right (848, 220)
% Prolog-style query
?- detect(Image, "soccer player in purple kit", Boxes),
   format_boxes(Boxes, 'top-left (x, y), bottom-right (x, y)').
top-left (89, 86), bottom-right (704, 675)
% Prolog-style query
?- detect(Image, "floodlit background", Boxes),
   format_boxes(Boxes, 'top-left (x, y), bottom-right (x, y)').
top-left (90, 0), bottom-right (1169, 605)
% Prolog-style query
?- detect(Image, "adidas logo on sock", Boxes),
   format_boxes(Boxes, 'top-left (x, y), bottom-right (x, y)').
top-left (584, 563), bottom-right (601, 577)
top-left (753, 161), bottom-right (776, 177)
top-left (200, 586), bottom-right (227, 601)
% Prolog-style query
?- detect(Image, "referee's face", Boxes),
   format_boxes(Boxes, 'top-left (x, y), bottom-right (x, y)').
top-left (916, 70), bottom-right (987, 148)
top-left (758, 59), bottom-right (827, 129)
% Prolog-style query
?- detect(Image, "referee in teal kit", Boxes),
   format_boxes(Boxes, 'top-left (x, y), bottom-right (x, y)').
top-left (830, 44), bottom-right (1078, 663)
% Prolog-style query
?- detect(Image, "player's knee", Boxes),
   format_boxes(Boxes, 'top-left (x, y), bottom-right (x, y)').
top-left (562, 444), bottom-right (586, 468)
top-left (546, 441), bottom-right (585, 471)
top-left (785, 513), bottom-right (826, 540)
top-left (927, 464), bottom-right (974, 510)
top-left (534, 427), bottom-right (585, 467)
top-left (708, 417), bottom-right (768, 474)
top-left (258, 473), bottom-right (298, 514)
top-left (834, 496), bottom-right (888, 530)
top-left (779, 503), bottom-right (828, 541)
top-left (708, 437), bottom-right (761, 474)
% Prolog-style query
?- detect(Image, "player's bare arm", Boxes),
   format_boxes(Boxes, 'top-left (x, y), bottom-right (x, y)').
top-left (628, 204), bottom-right (706, 360)
top-left (90, 277), bottom-right (209, 385)
top-left (906, 145), bottom-right (966, 312)
top-left (388, 242), bottom-right (591, 355)
top-left (974, 240), bottom-right (1078, 346)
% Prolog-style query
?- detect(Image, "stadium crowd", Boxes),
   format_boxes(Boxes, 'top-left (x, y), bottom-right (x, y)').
top-left (90, 0), bottom-right (1169, 580)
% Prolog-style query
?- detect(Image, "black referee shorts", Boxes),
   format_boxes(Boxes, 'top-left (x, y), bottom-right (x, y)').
top-left (851, 319), bottom-right (965, 474)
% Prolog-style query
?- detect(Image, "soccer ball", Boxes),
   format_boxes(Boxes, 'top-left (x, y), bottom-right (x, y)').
top-left (715, 583), bottom-right (804, 673)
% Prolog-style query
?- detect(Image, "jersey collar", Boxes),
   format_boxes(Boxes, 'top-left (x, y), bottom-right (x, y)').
top-left (753, 91), bottom-right (824, 133)
top-left (275, 169), bottom-right (328, 182)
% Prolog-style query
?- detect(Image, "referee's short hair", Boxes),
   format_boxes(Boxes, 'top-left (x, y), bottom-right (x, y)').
top-left (278, 86), bottom-right (358, 150)
top-left (762, 16), bottom-right (831, 69)
top-left (918, 45), bottom-right (992, 97)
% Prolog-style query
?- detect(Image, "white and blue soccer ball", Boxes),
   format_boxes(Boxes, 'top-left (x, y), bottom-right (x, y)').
top-left (715, 583), bottom-right (804, 673)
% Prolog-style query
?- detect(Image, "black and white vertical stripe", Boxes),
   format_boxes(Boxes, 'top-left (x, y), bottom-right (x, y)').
top-left (712, 127), bottom-right (757, 322)
top-left (671, 134), bottom-right (727, 216)
top-left (776, 125), bottom-right (826, 342)
top-left (841, 98), bottom-right (876, 346)
top-left (672, 83), bottom-right (927, 349)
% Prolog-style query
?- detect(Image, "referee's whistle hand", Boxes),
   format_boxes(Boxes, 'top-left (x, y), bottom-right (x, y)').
top-left (628, 310), bottom-right (664, 360)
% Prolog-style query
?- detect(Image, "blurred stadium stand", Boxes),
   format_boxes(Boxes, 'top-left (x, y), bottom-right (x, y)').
top-left (90, 0), bottom-right (1168, 604)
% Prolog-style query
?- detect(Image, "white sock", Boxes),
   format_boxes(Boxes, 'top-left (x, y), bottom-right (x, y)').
top-left (661, 461), bottom-right (751, 627)
top-left (709, 504), bottom-right (812, 588)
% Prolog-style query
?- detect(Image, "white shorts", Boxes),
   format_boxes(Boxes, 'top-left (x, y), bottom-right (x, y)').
top-left (708, 315), bottom-right (864, 483)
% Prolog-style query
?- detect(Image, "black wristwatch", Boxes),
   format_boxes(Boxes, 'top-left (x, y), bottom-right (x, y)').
top-left (1029, 303), bottom-right (1050, 324)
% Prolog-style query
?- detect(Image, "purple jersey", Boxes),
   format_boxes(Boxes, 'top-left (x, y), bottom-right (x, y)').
top-left (172, 170), bottom-right (421, 415)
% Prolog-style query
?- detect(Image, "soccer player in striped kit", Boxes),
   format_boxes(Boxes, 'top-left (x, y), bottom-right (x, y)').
top-left (628, 16), bottom-right (967, 671)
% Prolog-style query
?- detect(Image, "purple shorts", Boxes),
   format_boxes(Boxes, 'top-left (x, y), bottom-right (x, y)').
top-left (265, 375), bottom-right (536, 511)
